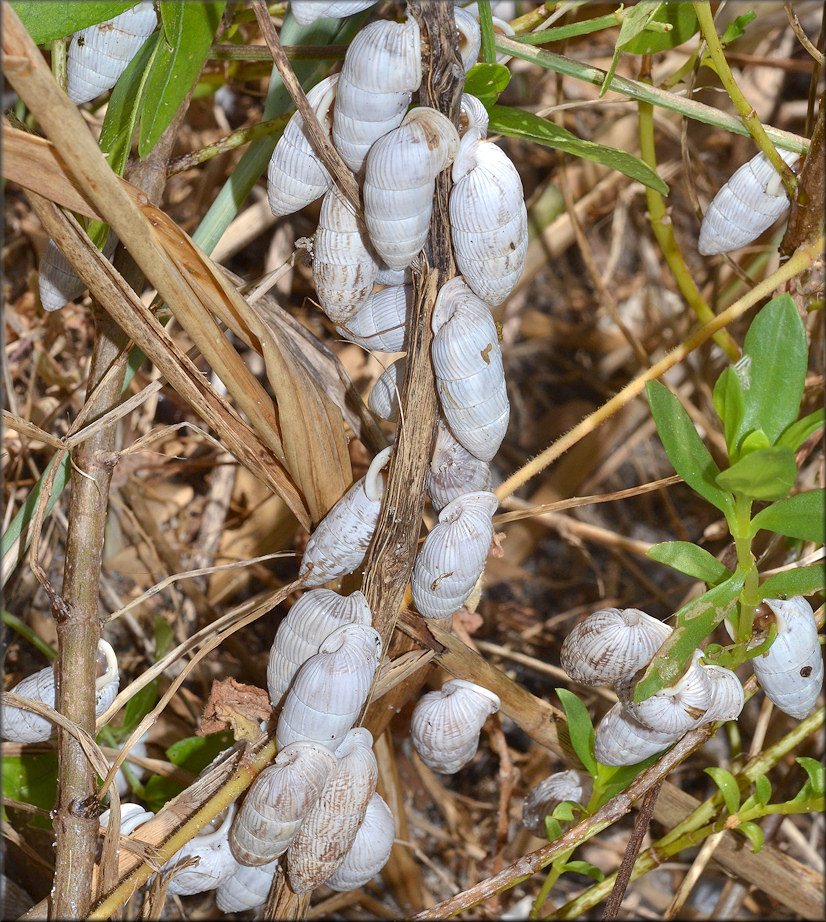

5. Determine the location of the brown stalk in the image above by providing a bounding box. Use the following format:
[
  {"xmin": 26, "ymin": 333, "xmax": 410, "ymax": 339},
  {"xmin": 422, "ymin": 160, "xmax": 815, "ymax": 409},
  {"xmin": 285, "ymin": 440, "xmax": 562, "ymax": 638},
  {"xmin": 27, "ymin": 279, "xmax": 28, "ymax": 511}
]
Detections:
[{"xmin": 780, "ymin": 95, "xmax": 824, "ymax": 258}]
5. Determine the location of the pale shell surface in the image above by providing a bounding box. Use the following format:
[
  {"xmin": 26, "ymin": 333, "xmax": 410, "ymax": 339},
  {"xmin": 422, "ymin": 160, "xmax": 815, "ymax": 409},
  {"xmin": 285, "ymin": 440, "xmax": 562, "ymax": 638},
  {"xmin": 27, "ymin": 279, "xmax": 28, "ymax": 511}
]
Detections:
[
  {"xmin": 522, "ymin": 769, "xmax": 593, "ymax": 837},
  {"xmin": 215, "ymin": 858, "xmax": 279, "ymax": 913},
  {"xmin": 411, "ymin": 490, "xmax": 498, "ymax": 618},
  {"xmin": 426, "ymin": 417, "xmax": 491, "ymax": 513},
  {"xmin": 335, "ymin": 284, "xmax": 410, "ymax": 352},
  {"xmin": 98, "ymin": 803, "xmax": 154, "ymax": 838},
  {"xmin": 454, "ymin": 6, "xmax": 481, "ymax": 72},
  {"xmin": 39, "ymin": 232, "xmax": 118, "ymax": 312},
  {"xmin": 166, "ymin": 807, "xmax": 238, "ymax": 895},
  {"xmin": 593, "ymin": 701, "xmax": 680, "ymax": 767},
  {"xmin": 289, "ymin": 0, "xmax": 377, "ymax": 24},
  {"xmin": 560, "ymin": 607, "xmax": 672, "ymax": 687},
  {"xmin": 460, "ymin": 93, "xmax": 489, "ymax": 138},
  {"xmin": 700, "ymin": 664, "xmax": 744, "ymax": 724},
  {"xmin": 325, "ymin": 792, "xmax": 395, "ymax": 891},
  {"xmin": 368, "ymin": 357, "xmax": 406, "ymax": 422},
  {"xmin": 376, "ymin": 264, "xmax": 412, "ymax": 285},
  {"xmin": 619, "ymin": 650, "xmax": 711, "ymax": 734},
  {"xmin": 66, "ymin": 2, "xmax": 158, "ymax": 104},
  {"xmin": 431, "ymin": 276, "xmax": 509, "ymax": 462},
  {"xmin": 410, "ymin": 678, "xmax": 500, "ymax": 774}
]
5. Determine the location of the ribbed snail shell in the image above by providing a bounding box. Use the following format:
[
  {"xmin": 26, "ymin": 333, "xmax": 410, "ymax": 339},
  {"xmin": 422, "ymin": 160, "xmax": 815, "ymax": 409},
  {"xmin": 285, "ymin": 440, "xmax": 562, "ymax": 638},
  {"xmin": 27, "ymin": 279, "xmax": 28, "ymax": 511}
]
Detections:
[
  {"xmin": 287, "ymin": 727, "xmax": 379, "ymax": 893},
  {"xmin": 2, "ymin": 639, "xmax": 119, "ymax": 743},
  {"xmin": 165, "ymin": 806, "xmax": 238, "ymax": 896},
  {"xmin": 275, "ymin": 624, "xmax": 383, "ymax": 751},
  {"xmin": 700, "ymin": 664, "xmax": 744, "ymax": 724},
  {"xmin": 39, "ymin": 232, "xmax": 118, "ymax": 312},
  {"xmin": 66, "ymin": 1, "xmax": 158, "ymax": 104},
  {"xmin": 698, "ymin": 147, "xmax": 800, "ymax": 255},
  {"xmin": 454, "ymin": 6, "xmax": 481, "ymax": 72},
  {"xmin": 98, "ymin": 803, "xmax": 154, "ymax": 838},
  {"xmin": 267, "ymin": 74, "xmax": 339, "ymax": 217},
  {"xmin": 460, "ymin": 93, "xmax": 489, "ymax": 138},
  {"xmin": 215, "ymin": 859, "xmax": 279, "ymax": 914},
  {"xmin": 376, "ymin": 264, "xmax": 412, "ymax": 286},
  {"xmin": 560, "ymin": 608, "xmax": 672, "ymax": 687},
  {"xmin": 368, "ymin": 357, "xmax": 406, "ymax": 422},
  {"xmin": 593, "ymin": 701, "xmax": 680, "ymax": 767},
  {"xmin": 522, "ymin": 769, "xmax": 593, "ymax": 837},
  {"xmin": 325, "ymin": 792, "xmax": 395, "ymax": 892},
  {"xmin": 335, "ymin": 284, "xmax": 410, "ymax": 352},
  {"xmin": 267, "ymin": 588, "xmax": 372, "ymax": 708},
  {"xmin": 449, "ymin": 128, "xmax": 528, "ymax": 306},
  {"xmin": 459, "ymin": 2, "xmax": 516, "ymax": 64},
  {"xmin": 313, "ymin": 186, "xmax": 379, "ymax": 325},
  {"xmin": 410, "ymin": 679, "xmax": 500, "ymax": 774},
  {"xmin": 289, "ymin": 0, "xmax": 377, "ymax": 25},
  {"xmin": 363, "ymin": 107, "xmax": 460, "ymax": 270},
  {"xmin": 619, "ymin": 650, "xmax": 712, "ymax": 735},
  {"xmin": 332, "ymin": 16, "xmax": 422, "ymax": 174},
  {"xmin": 299, "ymin": 446, "xmax": 391, "ymax": 587},
  {"xmin": 426, "ymin": 417, "xmax": 491, "ymax": 513},
  {"xmin": 411, "ymin": 490, "xmax": 498, "ymax": 619},
  {"xmin": 229, "ymin": 741, "xmax": 337, "ymax": 866},
  {"xmin": 431, "ymin": 276, "xmax": 509, "ymax": 462},
  {"xmin": 751, "ymin": 596, "xmax": 822, "ymax": 720}
]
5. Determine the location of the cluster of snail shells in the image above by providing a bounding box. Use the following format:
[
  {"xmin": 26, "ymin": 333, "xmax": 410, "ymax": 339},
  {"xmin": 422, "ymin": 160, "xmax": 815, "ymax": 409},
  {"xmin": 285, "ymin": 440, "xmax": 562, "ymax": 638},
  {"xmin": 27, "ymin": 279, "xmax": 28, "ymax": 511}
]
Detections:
[{"xmin": 560, "ymin": 608, "xmax": 744, "ymax": 766}]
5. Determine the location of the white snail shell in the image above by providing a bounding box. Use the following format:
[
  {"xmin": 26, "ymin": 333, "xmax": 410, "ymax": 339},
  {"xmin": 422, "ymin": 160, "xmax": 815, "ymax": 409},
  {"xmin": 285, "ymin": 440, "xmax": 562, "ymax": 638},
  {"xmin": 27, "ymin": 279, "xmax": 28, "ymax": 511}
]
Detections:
[
  {"xmin": 289, "ymin": 0, "xmax": 377, "ymax": 25},
  {"xmin": 431, "ymin": 276, "xmax": 509, "ymax": 462},
  {"xmin": 112, "ymin": 733, "xmax": 148, "ymax": 796},
  {"xmin": 363, "ymin": 107, "xmax": 460, "ymax": 270},
  {"xmin": 698, "ymin": 147, "xmax": 800, "ymax": 255},
  {"xmin": 426, "ymin": 417, "xmax": 491, "ymax": 513},
  {"xmin": 453, "ymin": 6, "xmax": 481, "ymax": 72},
  {"xmin": 325, "ymin": 792, "xmax": 395, "ymax": 892},
  {"xmin": 2, "ymin": 639, "xmax": 119, "ymax": 743},
  {"xmin": 335, "ymin": 284, "xmax": 411, "ymax": 353},
  {"xmin": 299, "ymin": 446, "xmax": 391, "ymax": 587},
  {"xmin": 410, "ymin": 678, "xmax": 500, "ymax": 774},
  {"xmin": 368, "ymin": 357, "xmax": 406, "ymax": 422},
  {"xmin": 39, "ymin": 232, "xmax": 118, "ymax": 312},
  {"xmin": 618, "ymin": 650, "xmax": 711, "ymax": 735},
  {"xmin": 313, "ymin": 186, "xmax": 379, "ymax": 325},
  {"xmin": 459, "ymin": 2, "xmax": 516, "ymax": 64},
  {"xmin": 460, "ymin": 93, "xmax": 489, "ymax": 138},
  {"xmin": 375, "ymin": 264, "xmax": 412, "ymax": 286},
  {"xmin": 751, "ymin": 596, "xmax": 822, "ymax": 720},
  {"xmin": 229, "ymin": 740, "xmax": 337, "ymax": 866},
  {"xmin": 522, "ymin": 769, "xmax": 593, "ymax": 837},
  {"xmin": 332, "ymin": 16, "xmax": 422, "ymax": 174},
  {"xmin": 593, "ymin": 701, "xmax": 680, "ymax": 767},
  {"xmin": 275, "ymin": 624, "xmax": 383, "ymax": 751},
  {"xmin": 98, "ymin": 803, "xmax": 154, "ymax": 838},
  {"xmin": 287, "ymin": 727, "xmax": 379, "ymax": 893},
  {"xmin": 560, "ymin": 608, "xmax": 672, "ymax": 687},
  {"xmin": 411, "ymin": 490, "xmax": 498, "ymax": 619},
  {"xmin": 165, "ymin": 806, "xmax": 239, "ymax": 896},
  {"xmin": 700, "ymin": 663, "xmax": 744, "ymax": 724},
  {"xmin": 450, "ymin": 128, "xmax": 528, "ymax": 306},
  {"xmin": 215, "ymin": 858, "xmax": 279, "ymax": 914},
  {"xmin": 66, "ymin": 1, "xmax": 158, "ymax": 104},
  {"xmin": 267, "ymin": 588, "xmax": 372, "ymax": 708},
  {"xmin": 267, "ymin": 74, "xmax": 339, "ymax": 217}
]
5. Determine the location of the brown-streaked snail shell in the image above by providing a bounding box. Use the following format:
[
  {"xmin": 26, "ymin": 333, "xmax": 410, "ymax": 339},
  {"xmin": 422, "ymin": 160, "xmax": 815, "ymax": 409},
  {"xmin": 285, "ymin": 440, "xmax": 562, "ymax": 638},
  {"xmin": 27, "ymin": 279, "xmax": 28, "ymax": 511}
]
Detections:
[
  {"xmin": 522, "ymin": 769, "xmax": 593, "ymax": 837},
  {"xmin": 593, "ymin": 701, "xmax": 680, "ymax": 767},
  {"xmin": 335, "ymin": 283, "xmax": 410, "ymax": 353},
  {"xmin": 325, "ymin": 791, "xmax": 395, "ymax": 892},
  {"xmin": 426, "ymin": 417, "xmax": 491, "ymax": 513}
]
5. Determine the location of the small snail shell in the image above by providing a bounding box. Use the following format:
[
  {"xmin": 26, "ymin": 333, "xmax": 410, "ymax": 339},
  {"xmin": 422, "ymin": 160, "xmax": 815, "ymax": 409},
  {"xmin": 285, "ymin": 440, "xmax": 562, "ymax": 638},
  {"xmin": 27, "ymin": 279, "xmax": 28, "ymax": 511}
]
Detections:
[
  {"xmin": 98, "ymin": 803, "xmax": 154, "ymax": 838},
  {"xmin": 332, "ymin": 16, "xmax": 422, "ymax": 174},
  {"xmin": 450, "ymin": 128, "xmax": 528, "ymax": 306},
  {"xmin": 289, "ymin": 0, "xmax": 377, "ymax": 25},
  {"xmin": 66, "ymin": 2, "xmax": 158, "ymax": 104},
  {"xmin": 299, "ymin": 446, "xmax": 391, "ymax": 587},
  {"xmin": 459, "ymin": 2, "xmax": 516, "ymax": 64},
  {"xmin": 267, "ymin": 588, "xmax": 372, "ymax": 708},
  {"xmin": 335, "ymin": 284, "xmax": 411, "ymax": 353},
  {"xmin": 619, "ymin": 650, "xmax": 711, "ymax": 735},
  {"xmin": 229, "ymin": 741, "xmax": 337, "ymax": 865},
  {"xmin": 376, "ymin": 264, "xmax": 412, "ymax": 286},
  {"xmin": 2, "ymin": 639, "xmax": 119, "ymax": 743},
  {"xmin": 363, "ymin": 107, "xmax": 460, "ymax": 270},
  {"xmin": 368, "ymin": 357, "xmax": 406, "ymax": 422},
  {"xmin": 593, "ymin": 701, "xmax": 680, "ymax": 767},
  {"xmin": 313, "ymin": 186, "xmax": 379, "ymax": 325},
  {"xmin": 411, "ymin": 490, "xmax": 498, "ymax": 619},
  {"xmin": 522, "ymin": 769, "xmax": 593, "ymax": 837},
  {"xmin": 751, "ymin": 596, "xmax": 822, "ymax": 719},
  {"xmin": 431, "ymin": 277, "xmax": 509, "ymax": 462},
  {"xmin": 410, "ymin": 679, "xmax": 500, "ymax": 774},
  {"xmin": 700, "ymin": 664, "xmax": 744, "ymax": 724},
  {"xmin": 325, "ymin": 792, "xmax": 395, "ymax": 892},
  {"xmin": 287, "ymin": 727, "xmax": 379, "ymax": 893},
  {"xmin": 215, "ymin": 858, "xmax": 279, "ymax": 914},
  {"xmin": 426, "ymin": 417, "xmax": 491, "ymax": 513},
  {"xmin": 698, "ymin": 147, "xmax": 800, "ymax": 255},
  {"xmin": 275, "ymin": 624, "xmax": 383, "ymax": 751},
  {"xmin": 560, "ymin": 608, "xmax": 672, "ymax": 687},
  {"xmin": 460, "ymin": 93, "xmax": 489, "ymax": 139},
  {"xmin": 166, "ymin": 805, "xmax": 239, "ymax": 896},
  {"xmin": 267, "ymin": 75, "xmax": 339, "ymax": 217},
  {"xmin": 39, "ymin": 232, "xmax": 118, "ymax": 312},
  {"xmin": 454, "ymin": 6, "xmax": 481, "ymax": 72}
]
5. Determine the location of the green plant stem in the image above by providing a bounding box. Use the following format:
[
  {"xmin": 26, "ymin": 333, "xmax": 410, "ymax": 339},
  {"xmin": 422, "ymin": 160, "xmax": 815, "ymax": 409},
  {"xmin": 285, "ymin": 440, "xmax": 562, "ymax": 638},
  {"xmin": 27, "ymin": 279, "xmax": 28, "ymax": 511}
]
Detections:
[
  {"xmin": 637, "ymin": 89, "xmax": 740, "ymax": 361},
  {"xmin": 510, "ymin": 2, "xmax": 556, "ymax": 35},
  {"xmin": 2, "ymin": 610, "xmax": 56, "ymax": 661},
  {"xmin": 167, "ymin": 113, "xmax": 290, "ymax": 175},
  {"xmin": 531, "ymin": 847, "xmax": 577, "ymax": 919},
  {"xmin": 732, "ymin": 493, "xmax": 758, "ymax": 641},
  {"xmin": 512, "ymin": 13, "xmax": 620, "ymax": 44},
  {"xmin": 477, "ymin": 1, "xmax": 497, "ymax": 64},
  {"xmin": 693, "ymin": 1, "xmax": 797, "ymax": 194}
]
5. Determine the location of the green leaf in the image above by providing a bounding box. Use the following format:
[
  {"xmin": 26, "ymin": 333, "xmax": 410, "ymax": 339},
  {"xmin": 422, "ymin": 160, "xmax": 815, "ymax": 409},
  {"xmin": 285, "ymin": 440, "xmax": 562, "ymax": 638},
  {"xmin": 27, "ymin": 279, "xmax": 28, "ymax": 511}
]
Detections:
[
  {"xmin": 777, "ymin": 409, "xmax": 825, "ymax": 452},
  {"xmin": 715, "ymin": 446, "xmax": 797, "ymax": 501},
  {"xmin": 551, "ymin": 801, "xmax": 576, "ymax": 822},
  {"xmin": 601, "ymin": 2, "xmax": 661, "ymax": 96},
  {"xmin": 511, "ymin": 13, "xmax": 619, "ymax": 46},
  {"xmin": 795, "ymin": 757, "xmax": 825, "ymax": 798},
  {"xmin": 750, "ymin": 490, "xmax": 825, "ymax": 543},
  {"xmin": 476, "ymin": 1, "xmax": 496, "ymax": 65},
  {"xmin": 623, "ymin": 2, "xmax": 700, "ymax": 53},
  {"xmin": 646, "ymin": 380, "xmax": 735, "ymax": 517},
  {"xmin": 2, "ymin": 753, "xmax": 58, "ymax": 829},
  {"xmin": 634, "ymin": 574, "xmax": 744, "ymax": 701},
  {"xmin": 142, "ymin": 774, "xmax": 184, "ymax": 813},
  {"xmin": 712, "ymin": 365, "xmax": 745, "ymax": 458},
  {"xmin": 595, "ymin": 758, "xmax": 659, "ymax": 804},
  {"xmin": 739, "ymin": 429, "xmax": 772, "ymax": 456},
  {"xmin": 10, "ymin": 1, "xmax": 136, "ymax": 45},
  {"xmin": 139, "ymin": 1, "xmax": 226, "ymax": 157},
  {"xmin": 736, "ymin": 821, "xmax": 765, "ymax": 853},
  {"xmin": 646, "ymin": 541, "xmax": 732, "ymax": 586},
  {"xmin": 488, "ymin": 105, "xmax": 668, "ymax": 195},
  {"xmin": 154, "ymin": 614, "xmax": 175, "ymax": 660},
  {"xmin": 759, "ymin": 564, "xmax": 826, "ymax": 600},
  {"xmin": 166, "ymin": 730, "xmax": 233, "ymax": 770},
  {"xmin": 721, "ymin": 10, "xmax": 757, "ymax": 45},
  {"xmin": 562, "ymin": 859, "xmax": 605, "ymax": 882},
  {"xmin": 556, "ymin": 688, "xmax": 597, "ymax": 778},
  {"xmin": 705, "ymin": 766, "xmax": 741, "ymax": 814},
  {"xmin": 755, "ymin": 774, "xmax": 772, "ymax": 807},
  {"xmin": 463, "ymin": 64, "xmax": 511, "ymax": 109},
  {"xmin": 544, "ymin": 815, "xmax": 564, "ymax": 842}
]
